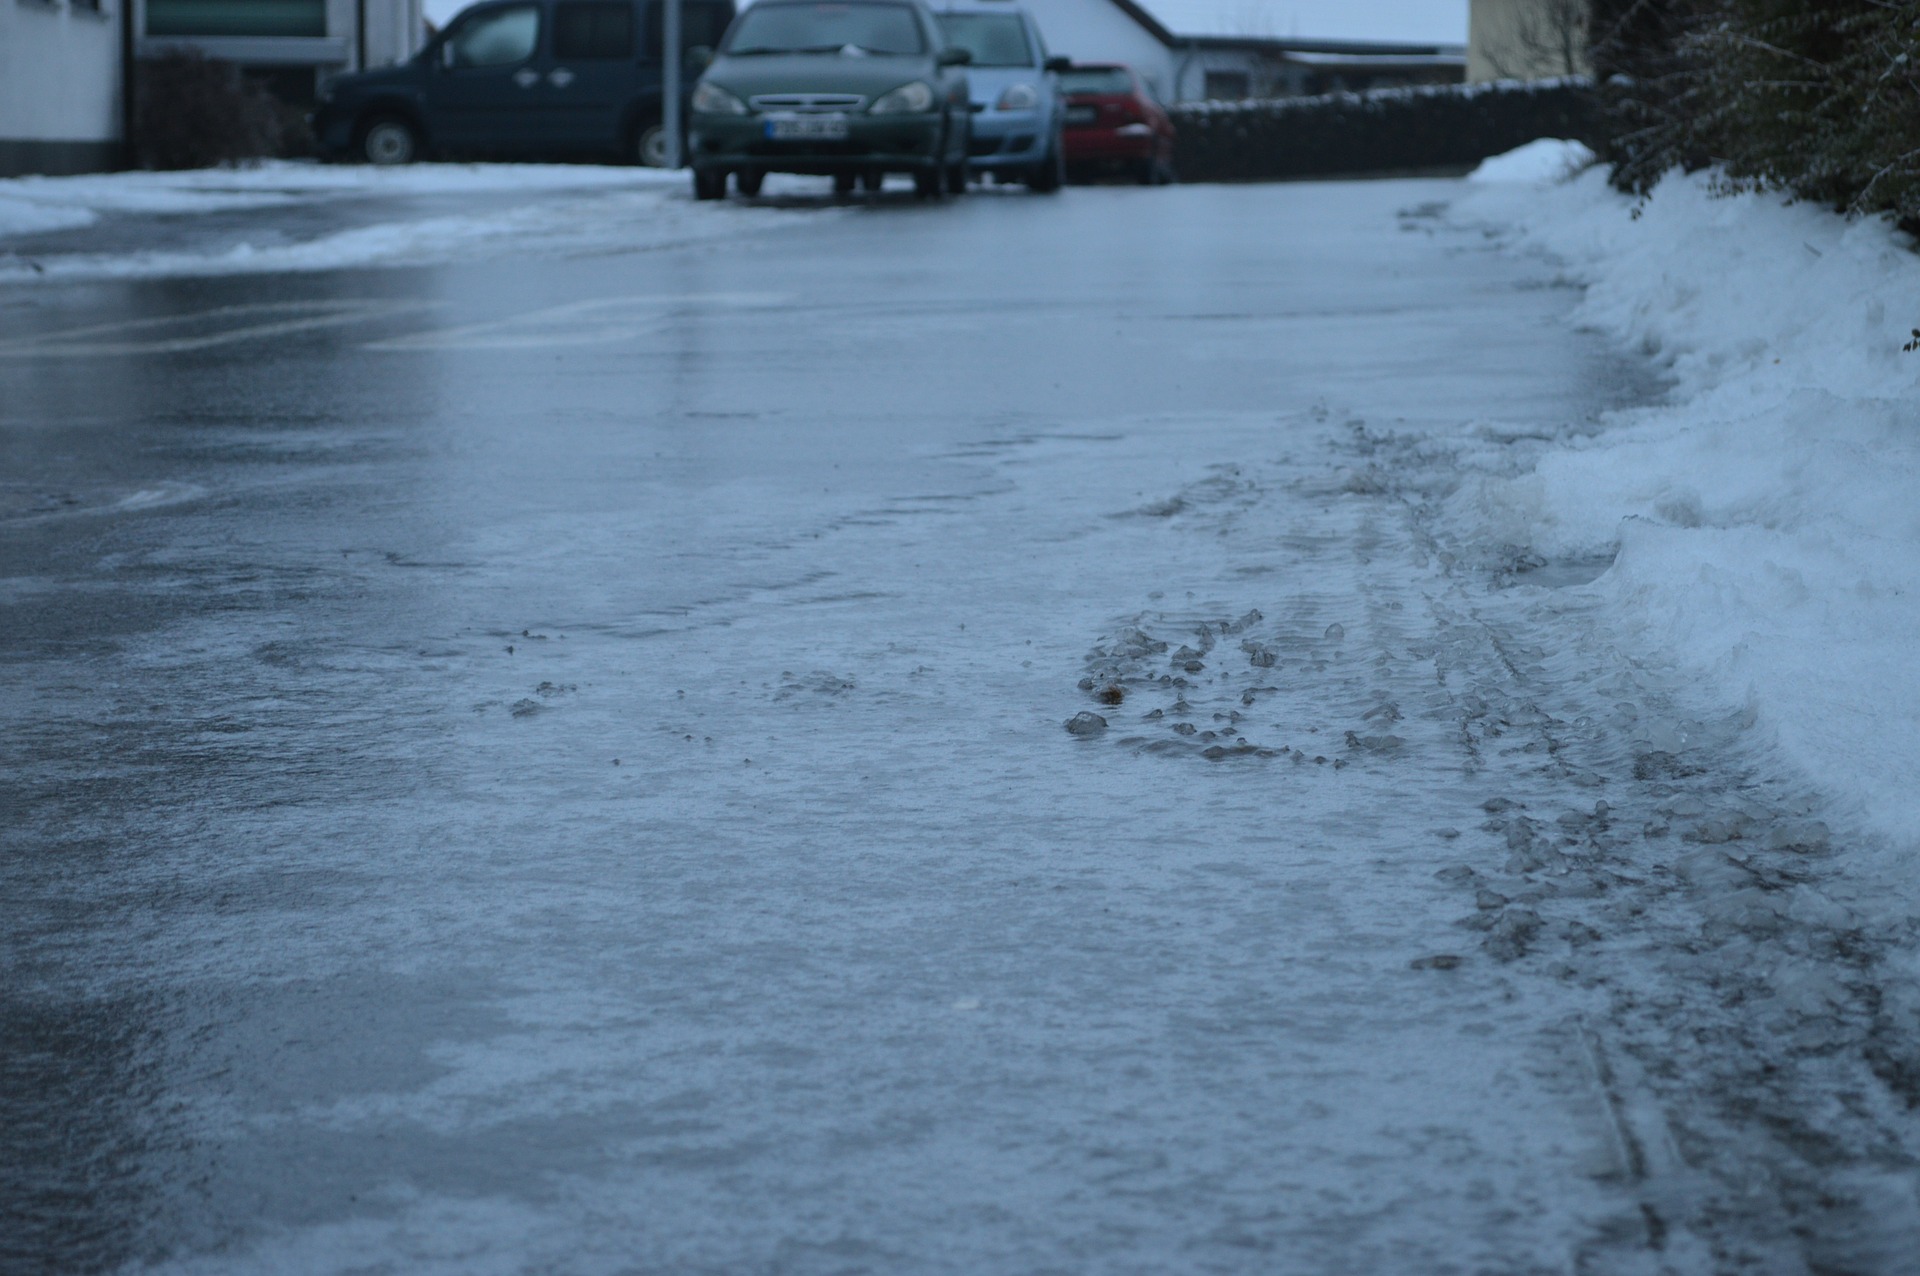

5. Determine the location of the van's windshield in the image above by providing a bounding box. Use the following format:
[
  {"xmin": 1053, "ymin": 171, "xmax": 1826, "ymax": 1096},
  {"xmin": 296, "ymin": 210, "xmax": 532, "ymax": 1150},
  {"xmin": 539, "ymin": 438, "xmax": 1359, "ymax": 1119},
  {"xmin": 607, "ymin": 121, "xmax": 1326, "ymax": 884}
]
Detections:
[{"xmin": 725, "ymin": 2, "xmax": 925, "ymax": 55}]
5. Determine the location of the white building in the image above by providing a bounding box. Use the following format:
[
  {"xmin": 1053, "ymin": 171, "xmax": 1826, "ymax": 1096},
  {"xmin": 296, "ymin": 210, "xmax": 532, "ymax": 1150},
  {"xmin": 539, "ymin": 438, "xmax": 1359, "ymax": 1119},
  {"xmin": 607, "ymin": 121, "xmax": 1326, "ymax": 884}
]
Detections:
[
  {"xmin": 1467, "ymin": 0, "xmax": 1588, "ymax": 82},
  {"xmin": 0, "ymin": 0, "xmax": 127, "ymax": 176},
  {"xmin": 1014, "ymin": 0, "xmax": 1463, "ymax": 102},
  {"xmin": 136, "ymin": 0, "xmax": 429, "ymax": 97},
  {"xmin": 3, "ymin": 0, "xmax": 426, "ymax": 176},
  {"xmin": 1019, "ymin": 0, "xmax": 1178, "ymax": 99}
]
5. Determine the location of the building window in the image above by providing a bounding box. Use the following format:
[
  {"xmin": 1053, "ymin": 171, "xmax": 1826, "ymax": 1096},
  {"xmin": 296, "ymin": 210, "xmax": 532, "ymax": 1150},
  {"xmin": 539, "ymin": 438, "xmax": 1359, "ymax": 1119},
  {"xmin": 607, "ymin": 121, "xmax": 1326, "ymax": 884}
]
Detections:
[
  {"xmin": 145, "ymin": 0, "xmax": 327, "ymax": 37},
  {"xmin": 1203, "ymin": 71, "xmax": 1250, "ymax": 100}
]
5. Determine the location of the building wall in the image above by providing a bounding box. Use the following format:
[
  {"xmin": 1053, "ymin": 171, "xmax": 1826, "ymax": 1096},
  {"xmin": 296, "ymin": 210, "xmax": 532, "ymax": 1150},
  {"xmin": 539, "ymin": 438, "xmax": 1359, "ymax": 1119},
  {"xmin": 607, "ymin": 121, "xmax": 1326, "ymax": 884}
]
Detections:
[
  {"xmin": 0, "ymin": 0, "xmax": 126, "ymax": 174},
  {"xmin": 1017, "ymin": 0, "xmax": 1176, "ymax": 100},
  {"xmin": 1468, "ymin": 0, "xmax": 1588, "ymax": 82},
  {"xmin": 1175, "ymin": 50, "xmax": 1292, "ymax": 102},
  {"xmin": 135, "ymin": 0, "xmax": 425, "ymax": 84}
]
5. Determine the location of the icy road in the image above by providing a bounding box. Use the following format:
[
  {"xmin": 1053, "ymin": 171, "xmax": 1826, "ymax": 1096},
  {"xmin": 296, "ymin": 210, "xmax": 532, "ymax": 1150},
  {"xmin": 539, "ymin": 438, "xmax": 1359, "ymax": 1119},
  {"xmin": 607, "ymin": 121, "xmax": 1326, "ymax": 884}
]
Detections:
[{"xmin": 3, "ymin": 177, "xmax": 1916, "ymax": 1274}]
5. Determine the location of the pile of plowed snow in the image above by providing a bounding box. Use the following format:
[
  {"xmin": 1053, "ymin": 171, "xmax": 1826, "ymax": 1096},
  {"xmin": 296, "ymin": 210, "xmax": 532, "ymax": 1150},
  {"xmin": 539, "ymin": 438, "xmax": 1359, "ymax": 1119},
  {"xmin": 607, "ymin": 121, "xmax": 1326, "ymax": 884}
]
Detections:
[{"xmin": 1460, "ymin": 148, "xmax": 1920, "ymax": 847}]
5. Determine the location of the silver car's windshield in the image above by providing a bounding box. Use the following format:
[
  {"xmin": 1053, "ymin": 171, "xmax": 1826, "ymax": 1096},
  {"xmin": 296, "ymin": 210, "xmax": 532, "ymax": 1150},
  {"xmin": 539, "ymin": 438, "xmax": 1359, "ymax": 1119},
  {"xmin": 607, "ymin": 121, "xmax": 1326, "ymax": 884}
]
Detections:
[
  {"xmin": 726, "ymin": 2, "xmax": 926, "ymax": 55},
  {"xmin": 933, "ymin": 13, "xmax": 1032, "ymax": 67}
]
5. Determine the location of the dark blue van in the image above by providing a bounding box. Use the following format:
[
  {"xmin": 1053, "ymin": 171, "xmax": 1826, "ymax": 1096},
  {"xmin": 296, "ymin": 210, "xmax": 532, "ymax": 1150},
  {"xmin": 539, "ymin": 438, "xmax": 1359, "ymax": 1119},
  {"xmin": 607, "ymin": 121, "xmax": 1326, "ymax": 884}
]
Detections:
[{"xmin": 313, "ymin": 0, "xmax": 734, "ymax": 164}]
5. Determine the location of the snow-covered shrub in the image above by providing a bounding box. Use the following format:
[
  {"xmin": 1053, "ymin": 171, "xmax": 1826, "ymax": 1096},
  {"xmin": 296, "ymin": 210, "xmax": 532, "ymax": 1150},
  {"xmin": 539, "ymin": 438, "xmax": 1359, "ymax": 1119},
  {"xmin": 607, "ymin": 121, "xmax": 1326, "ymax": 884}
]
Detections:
[{"xmin": 1593, "ymin": 0, "xmax": 1920, "ymax": 227}]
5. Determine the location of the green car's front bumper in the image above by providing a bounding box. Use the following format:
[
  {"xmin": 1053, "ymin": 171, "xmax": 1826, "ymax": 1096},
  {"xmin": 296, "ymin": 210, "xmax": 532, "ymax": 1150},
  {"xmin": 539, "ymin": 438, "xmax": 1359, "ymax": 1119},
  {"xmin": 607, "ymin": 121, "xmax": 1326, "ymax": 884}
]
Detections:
[{"xmin": 690, "ymin": 112, "xmax": 947, "ymax": 175}]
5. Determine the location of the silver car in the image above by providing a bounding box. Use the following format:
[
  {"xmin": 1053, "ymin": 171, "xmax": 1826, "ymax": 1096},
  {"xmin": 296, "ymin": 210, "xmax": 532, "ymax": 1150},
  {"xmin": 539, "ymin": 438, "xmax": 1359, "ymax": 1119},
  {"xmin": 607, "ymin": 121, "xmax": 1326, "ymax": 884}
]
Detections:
[{"xmin": 934, "ymin": 0, "xmax": 1069, "ymax": 191}]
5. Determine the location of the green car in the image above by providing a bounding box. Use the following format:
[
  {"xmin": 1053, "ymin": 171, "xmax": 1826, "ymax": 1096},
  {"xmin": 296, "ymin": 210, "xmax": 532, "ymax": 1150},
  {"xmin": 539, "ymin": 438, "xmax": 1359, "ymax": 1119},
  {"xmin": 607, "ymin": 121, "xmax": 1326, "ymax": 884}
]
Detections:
[{"xmin": 688, "ymin": 0, "xmax": 973, "ymax": 199}]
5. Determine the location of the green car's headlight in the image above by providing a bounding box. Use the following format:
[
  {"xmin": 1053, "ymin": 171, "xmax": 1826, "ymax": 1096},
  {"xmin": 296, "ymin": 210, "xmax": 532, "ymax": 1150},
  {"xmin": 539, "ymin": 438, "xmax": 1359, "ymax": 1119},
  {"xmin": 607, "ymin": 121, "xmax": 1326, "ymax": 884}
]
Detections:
[
  {"xmin": 869, "ymin": 81, "xmax": 935, "ymax": 114},
  {"xmin": 692, "ymin": 82, "xmax": 749, "ymax": 116}
]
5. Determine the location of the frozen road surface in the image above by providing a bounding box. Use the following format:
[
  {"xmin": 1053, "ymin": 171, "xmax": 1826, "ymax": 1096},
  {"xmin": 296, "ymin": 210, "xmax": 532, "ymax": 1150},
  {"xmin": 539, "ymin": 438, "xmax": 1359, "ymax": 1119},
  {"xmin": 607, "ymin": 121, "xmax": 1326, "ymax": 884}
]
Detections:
[{"xmin": 4, "ymin": 176, "xmax": 1917, "ymax": 1274}]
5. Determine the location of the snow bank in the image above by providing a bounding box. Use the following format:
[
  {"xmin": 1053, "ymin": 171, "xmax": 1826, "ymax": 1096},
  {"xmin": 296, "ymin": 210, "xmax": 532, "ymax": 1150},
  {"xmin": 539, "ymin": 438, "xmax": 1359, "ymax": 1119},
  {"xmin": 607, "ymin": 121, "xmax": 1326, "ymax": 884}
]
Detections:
[
  {"xmin": 0, "ymin": 161, "xmax": 812, "ymax": 281},
  {"xmin": 0, "ymin": 197, "xmax": 97, "ymax": 238},
  {"xmin": 0, "ymin": 160, "xmax": 681, "ymax": 242},
  {"xmin": 1466, "ymin": 139, "xmax": 1594, "ymax": 186},
  {"xmin": 1456, "ymin": 162, "xmax": 1920, "ymax": 844}
]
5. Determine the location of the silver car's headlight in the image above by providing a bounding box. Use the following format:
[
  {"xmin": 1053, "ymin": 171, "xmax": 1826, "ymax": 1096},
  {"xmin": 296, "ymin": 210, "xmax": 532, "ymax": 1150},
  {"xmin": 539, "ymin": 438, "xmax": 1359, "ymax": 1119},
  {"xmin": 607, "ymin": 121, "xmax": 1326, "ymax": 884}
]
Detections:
[
  {"xmin": 869, "ymin": 81, "xmax": 935, "ymax": 114},
  {"xmin": 691, "ymin": 82, "xmax": 749, "ymax": 116},
  {"xmin": 995, "ymin": 83, "xmax": 1038, "ymax": 111}
]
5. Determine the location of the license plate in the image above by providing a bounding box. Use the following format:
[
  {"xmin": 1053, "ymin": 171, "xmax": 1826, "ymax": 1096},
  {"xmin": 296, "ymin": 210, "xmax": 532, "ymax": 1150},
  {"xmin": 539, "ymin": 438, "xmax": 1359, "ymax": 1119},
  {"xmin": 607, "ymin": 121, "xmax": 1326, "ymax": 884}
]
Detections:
[
  {"xmin": 1065, "ymin": 107, "xmax": 1097, "ymax": 125},
  {"xmin": 765, "ymin": 113, "xmax": 849, "ymax": 141}
]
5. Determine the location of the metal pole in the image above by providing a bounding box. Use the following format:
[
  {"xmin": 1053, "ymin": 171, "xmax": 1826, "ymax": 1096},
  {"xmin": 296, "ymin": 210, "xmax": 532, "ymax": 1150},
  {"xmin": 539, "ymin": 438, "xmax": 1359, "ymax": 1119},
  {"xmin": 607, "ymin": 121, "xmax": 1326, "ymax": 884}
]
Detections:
[
  {"xmin": 662, "ymin": 0, "xmax": 683, "ymax": 168},
  {"xmin": 121, "ymin": 0, "xmax": 139, "ymax": 169}
]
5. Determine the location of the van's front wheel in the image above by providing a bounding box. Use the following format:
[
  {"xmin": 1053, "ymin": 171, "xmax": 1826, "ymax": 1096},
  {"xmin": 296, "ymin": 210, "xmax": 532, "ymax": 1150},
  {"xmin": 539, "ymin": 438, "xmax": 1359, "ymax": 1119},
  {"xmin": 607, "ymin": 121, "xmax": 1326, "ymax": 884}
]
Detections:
[
  {"xmin": 634, "ymin": 121, "xmax": 670, "ymax": 168},
  {"xmin": 359, "ymin": 117, "xmax": 419, "ymax": 166}
]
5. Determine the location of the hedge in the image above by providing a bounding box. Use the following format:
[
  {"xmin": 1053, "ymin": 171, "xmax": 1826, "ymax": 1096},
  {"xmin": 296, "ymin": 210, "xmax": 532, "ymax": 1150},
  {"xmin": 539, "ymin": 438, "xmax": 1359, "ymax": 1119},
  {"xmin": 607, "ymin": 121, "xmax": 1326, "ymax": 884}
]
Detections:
[{"xmin": 1170, "ymin": 78, "xmax": 1604, "ymax": 183}]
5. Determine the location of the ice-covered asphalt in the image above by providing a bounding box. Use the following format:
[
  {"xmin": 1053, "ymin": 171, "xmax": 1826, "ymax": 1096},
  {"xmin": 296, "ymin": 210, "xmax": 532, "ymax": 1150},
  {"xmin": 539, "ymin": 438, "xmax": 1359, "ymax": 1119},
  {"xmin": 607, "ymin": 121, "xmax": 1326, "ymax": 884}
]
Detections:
[{"xmin": 4, "ymin": 176, "xmax": 1916, "ymax": 1274}]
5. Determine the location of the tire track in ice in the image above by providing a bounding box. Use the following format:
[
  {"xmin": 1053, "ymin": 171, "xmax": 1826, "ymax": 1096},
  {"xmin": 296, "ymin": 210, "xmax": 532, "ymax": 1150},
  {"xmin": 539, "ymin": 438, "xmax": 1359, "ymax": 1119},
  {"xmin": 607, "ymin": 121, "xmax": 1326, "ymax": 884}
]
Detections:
[{"xmin": 1070, "ymin": 411, "xmax": 1920, "ymax": 1274}]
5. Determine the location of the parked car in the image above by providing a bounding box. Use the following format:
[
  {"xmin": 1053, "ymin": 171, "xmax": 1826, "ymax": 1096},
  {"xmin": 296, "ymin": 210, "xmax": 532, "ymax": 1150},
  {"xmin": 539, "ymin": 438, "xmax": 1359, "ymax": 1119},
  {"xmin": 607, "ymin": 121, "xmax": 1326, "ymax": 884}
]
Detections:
[
  {"xmin": 687, "ymin": 0, "xmax": 973, "ymax": 200},
  {"xmin": 1058, "ymin": 63, "xmax": 1174, "ymax": 184},
  {"xmin": 932, "ymin": 0, "xmax": 1069, "ymax": 191},
  {"xmin": 312, "ymin": 0, "xmax": 733, "ymax": 165}
]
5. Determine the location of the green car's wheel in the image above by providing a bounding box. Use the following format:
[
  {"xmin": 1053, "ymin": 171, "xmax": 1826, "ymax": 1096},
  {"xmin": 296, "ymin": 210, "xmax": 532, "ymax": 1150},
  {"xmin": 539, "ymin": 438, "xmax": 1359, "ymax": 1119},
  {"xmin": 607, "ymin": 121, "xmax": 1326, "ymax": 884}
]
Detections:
[
  {"xmin": 859, "ymin": 169, "xmax": 884, "ymax": 193},
  {"xmin": 913, "ymin": 166, "xmax": 944, "ymax": 200},
  {"xmin": 833, "ymin": 171, "xmax": 857, "ymax": 196},
  {"xmin": 735, "ymin": 169, "xmax": 765, "ymax": 197},
  {"xmin": 692, "ymin": 168, "xmax": 727, "ymax": 201},
  {"xmin": 945, "ymin": 160, "xmax": 968, "ymax": 195}
]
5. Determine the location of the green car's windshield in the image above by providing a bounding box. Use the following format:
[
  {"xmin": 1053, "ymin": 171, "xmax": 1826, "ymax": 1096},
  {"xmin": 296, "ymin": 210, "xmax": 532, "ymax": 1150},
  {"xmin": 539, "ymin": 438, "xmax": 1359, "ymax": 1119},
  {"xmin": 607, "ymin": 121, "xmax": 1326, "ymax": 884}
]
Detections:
[
  {"xmin": 933, "ymin": 13, "xmax": 1032, "ymax": 67},
  {"xmin": 1058, "ymin": 68, "xmax": 1133, "ymax": 95},
  {"xmin": 725, "ymin": 2, "xmax": 926, "ymax": 55}
]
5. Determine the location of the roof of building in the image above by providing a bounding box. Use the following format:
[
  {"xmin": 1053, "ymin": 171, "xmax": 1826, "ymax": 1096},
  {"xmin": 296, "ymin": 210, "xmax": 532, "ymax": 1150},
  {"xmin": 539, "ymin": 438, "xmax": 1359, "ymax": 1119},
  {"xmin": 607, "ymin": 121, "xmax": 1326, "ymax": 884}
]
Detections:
[
  {"xmin": 1143, "ymin": 0, "xmax": 1465, "ymax": 44},
  {"xmin": 1072, "ymin": 0, "xmax": 1465, "ymax": 56}
]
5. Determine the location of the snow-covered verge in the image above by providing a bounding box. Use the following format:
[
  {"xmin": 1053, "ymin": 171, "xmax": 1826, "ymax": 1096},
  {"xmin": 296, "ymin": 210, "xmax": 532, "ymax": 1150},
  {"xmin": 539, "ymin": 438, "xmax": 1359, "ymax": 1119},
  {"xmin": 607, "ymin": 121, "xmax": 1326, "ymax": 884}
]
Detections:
[
  {"xmin": 0, "ymin": 160, "xmax": 675, "ymax": 233},
  {"xmin": 0, "ymin": 160, "xmax": 820, "ymax": 282},
  {"xmin": 1455, "ymin": 154, "xmax": 1920, "ymax": 849}
]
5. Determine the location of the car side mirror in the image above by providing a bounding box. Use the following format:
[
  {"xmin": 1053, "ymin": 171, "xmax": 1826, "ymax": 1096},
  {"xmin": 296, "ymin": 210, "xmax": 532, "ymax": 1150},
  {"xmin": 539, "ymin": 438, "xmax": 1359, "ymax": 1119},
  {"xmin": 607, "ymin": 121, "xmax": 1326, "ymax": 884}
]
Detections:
[
  {"xmin": 937, "ymin": 47, "xmax": 971, "ymax": 66},
  {"xmin": 1044, "ymin": 56, "xmax": 1071, "ymax": 74},
  {"xmin": 687, "ymin": 45, "xmax": 714, "ymax": 70}
]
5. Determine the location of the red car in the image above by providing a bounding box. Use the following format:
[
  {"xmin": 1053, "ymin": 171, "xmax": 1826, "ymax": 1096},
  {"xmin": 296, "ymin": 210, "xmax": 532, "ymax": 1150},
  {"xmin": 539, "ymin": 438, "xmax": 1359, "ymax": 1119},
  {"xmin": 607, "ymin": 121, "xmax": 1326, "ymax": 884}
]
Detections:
[{"xmin": 1059, "ymin": 64, "xmax": 1176, "ymax": 184}]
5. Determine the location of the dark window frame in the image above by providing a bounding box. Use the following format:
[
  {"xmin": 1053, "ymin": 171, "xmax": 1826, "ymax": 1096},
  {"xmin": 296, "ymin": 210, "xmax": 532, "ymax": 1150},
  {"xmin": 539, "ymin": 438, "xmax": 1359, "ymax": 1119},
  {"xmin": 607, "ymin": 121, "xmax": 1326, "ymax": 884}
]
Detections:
[{"xmin": 554, "ymin": 0, "xmax": 635, "ymax": 60}]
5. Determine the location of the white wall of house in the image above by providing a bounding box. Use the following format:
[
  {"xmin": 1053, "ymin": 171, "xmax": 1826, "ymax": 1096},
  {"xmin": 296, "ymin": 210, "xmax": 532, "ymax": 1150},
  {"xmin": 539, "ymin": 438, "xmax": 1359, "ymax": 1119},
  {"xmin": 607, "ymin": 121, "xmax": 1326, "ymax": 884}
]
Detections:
[
  {"xmin": 1467, "ymin": 0, "xmax": 1587, "ymax": 82},
  {"xmin": 360, "ymin": 0, "xmax": 427, "ymax": 67},
  {"xmin": 1013, "ymin": 0, "xmax": 1177, "ymax": 100},
  {"xmin": 0, "ymin": 0, "xmax": 125, "ymax": 173}
]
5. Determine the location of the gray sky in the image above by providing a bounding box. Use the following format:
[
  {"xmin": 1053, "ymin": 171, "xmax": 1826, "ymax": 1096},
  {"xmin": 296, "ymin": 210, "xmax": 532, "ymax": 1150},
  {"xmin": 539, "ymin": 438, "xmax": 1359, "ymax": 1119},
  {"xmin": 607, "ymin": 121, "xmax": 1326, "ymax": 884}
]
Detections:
[{"xmin": 423, "ymin": 0, "xmax": 1469, "ymax": 44}]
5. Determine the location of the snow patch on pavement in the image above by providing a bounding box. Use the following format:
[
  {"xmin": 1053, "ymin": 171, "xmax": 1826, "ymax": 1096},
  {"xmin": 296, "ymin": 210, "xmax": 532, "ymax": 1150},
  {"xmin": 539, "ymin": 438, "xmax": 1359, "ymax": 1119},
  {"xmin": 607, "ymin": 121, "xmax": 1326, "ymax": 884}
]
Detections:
[
  {"xmin": 0, "ymin": 161, "xmax": 816, "ymax": 282},
  {"xmin": 1455, "ymin": 162, "xmax": 1920, "ymax": 849},
  {"xmin": 0, "ymin": 159, "xmax": 679, "ymax": 227}
]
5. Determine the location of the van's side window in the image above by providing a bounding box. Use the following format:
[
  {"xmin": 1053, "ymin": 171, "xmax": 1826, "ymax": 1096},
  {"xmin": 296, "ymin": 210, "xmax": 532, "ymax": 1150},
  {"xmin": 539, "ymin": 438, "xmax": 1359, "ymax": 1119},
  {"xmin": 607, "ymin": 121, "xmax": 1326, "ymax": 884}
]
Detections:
[
  {"xmin": 555, "ymin": 2, "xmax": 635, "ymax": 59},
  {"xmin": 446, "ymin": 5, "xmax": 542, "ymax": 68}
]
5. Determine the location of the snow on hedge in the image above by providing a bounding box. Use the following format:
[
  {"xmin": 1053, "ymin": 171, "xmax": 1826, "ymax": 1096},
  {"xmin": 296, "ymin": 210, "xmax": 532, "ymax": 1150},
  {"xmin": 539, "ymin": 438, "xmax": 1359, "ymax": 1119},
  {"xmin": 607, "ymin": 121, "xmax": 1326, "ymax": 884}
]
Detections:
[{"xmin": 1457, "ymin": 162, "xmax": 1920, "ymax": 846}]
